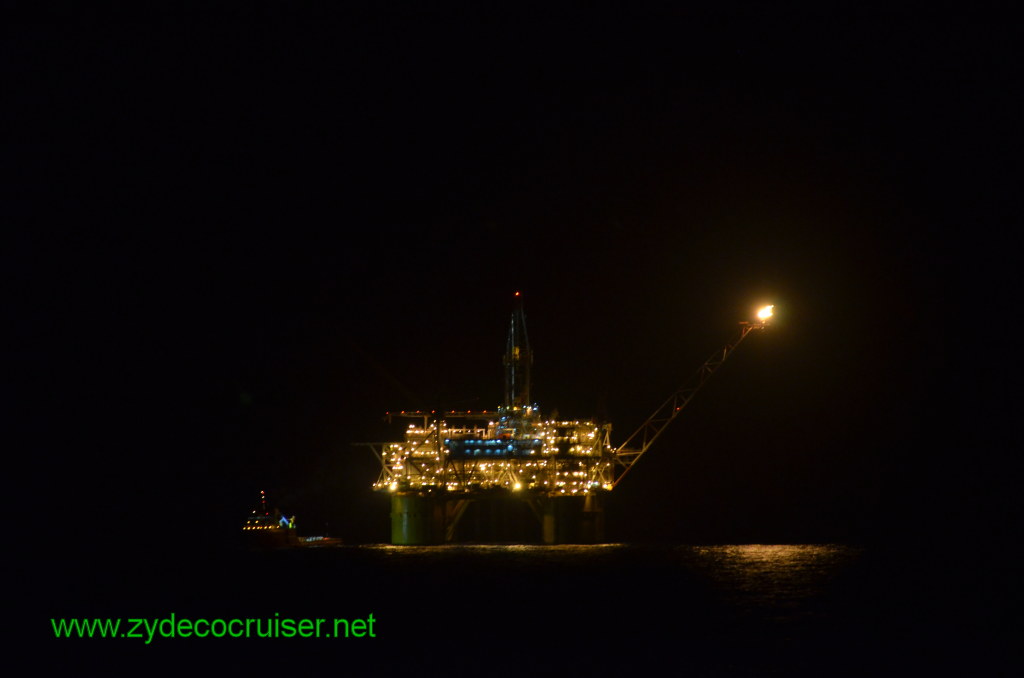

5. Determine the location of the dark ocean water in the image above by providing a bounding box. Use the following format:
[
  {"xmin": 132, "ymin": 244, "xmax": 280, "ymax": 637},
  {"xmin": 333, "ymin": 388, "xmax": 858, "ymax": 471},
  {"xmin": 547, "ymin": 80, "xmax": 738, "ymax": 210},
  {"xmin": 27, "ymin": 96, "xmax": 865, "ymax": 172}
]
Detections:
[{"xmin": 38, "ymin": 543, "xmax": 1017, "ymax": 676}]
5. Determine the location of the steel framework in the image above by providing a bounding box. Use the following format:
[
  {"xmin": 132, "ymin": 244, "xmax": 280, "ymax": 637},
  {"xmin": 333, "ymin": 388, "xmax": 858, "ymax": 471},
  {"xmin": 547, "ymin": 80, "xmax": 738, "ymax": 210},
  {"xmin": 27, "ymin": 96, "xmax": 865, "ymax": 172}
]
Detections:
[
  {"xmin": 361, "ymin": 297, "xmax": 771, "ymax": 543},
  {"xmin": 610, "ymin": 319, "xmax": 769, "ymax": 487}
]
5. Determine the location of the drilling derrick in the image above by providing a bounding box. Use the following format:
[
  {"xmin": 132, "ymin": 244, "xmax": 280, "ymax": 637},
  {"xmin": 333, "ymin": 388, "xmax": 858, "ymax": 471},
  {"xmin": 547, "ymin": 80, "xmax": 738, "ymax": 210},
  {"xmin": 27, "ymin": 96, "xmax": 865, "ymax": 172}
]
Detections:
[
  {"xmin": 503, "ymin": 296, "xmax": 532, "ymax": 409},
  {"xmin": 362, "ymin": 297, "xmax": 772, "ymax": 545}
]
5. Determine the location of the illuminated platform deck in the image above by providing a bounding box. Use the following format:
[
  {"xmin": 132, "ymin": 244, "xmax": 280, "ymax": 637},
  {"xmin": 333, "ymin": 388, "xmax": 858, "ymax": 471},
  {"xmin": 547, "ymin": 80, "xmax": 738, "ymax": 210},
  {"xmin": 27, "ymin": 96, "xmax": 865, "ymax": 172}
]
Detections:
[{"xmin": 371, "ymin": 407, "xmax": 614, "ymax": 496}]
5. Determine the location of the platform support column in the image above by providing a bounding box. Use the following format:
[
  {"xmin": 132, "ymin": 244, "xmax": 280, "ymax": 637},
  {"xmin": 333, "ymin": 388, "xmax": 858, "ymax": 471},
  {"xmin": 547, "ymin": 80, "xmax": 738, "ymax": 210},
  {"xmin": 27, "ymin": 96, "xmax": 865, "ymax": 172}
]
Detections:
[
  {"xmin": 541, "ymin": 496, "xmax": 577, "ymax": 544},
  {"xmin": 390, "ymin": 494, "xmax": 443, "ymax": 545},
  {"xmin": 581, "ymin": 492, "xmax": 605, "ymax": 544}
]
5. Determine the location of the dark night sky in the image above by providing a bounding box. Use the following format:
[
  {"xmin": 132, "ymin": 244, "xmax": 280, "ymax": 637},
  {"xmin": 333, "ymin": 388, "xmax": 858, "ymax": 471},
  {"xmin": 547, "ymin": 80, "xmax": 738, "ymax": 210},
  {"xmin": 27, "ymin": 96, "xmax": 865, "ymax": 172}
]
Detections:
[{"xmin": 8, "ymin": 9, "xmax": 1017, "ymax": 566}]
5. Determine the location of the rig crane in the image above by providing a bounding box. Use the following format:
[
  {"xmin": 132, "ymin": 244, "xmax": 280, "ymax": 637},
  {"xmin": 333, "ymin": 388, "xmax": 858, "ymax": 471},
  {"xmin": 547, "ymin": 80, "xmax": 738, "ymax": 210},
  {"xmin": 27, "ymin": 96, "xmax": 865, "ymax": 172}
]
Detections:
[{"xmin": 611, "ymin": 304, "xmax": 774, "ymax": 487}]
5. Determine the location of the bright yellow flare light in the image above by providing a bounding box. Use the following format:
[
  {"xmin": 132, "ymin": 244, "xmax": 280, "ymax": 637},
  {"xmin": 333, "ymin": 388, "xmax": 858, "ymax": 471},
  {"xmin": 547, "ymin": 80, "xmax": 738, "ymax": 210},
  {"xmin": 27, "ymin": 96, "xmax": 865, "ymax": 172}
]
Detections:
[{"xmin": 757, "ymin": 305, "xmax": 774, "ymax": 321}]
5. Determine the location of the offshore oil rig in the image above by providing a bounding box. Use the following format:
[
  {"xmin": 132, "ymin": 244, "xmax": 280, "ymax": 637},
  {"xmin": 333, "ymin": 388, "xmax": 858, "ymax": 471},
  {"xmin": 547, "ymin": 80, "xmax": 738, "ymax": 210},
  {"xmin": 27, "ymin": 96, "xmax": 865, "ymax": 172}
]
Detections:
[{"xmin": 362, "ymin": 294, "xmax": 773, "ymax": 544}]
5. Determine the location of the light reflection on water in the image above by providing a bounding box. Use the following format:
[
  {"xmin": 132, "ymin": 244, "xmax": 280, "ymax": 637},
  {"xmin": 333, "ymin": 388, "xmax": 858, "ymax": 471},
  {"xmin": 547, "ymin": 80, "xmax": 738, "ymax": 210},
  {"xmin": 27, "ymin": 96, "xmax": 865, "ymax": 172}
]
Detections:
[
  {"xmin": 360, "ymin": 542, "xmax": 631, "ymax": 554},
  {"xmin": 683, "ymin": 544, "xmax": 862, "ymax": 620},
  {"xmin": 319, "ymin": 542, "xmax": 862, "ymax": 625}
]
